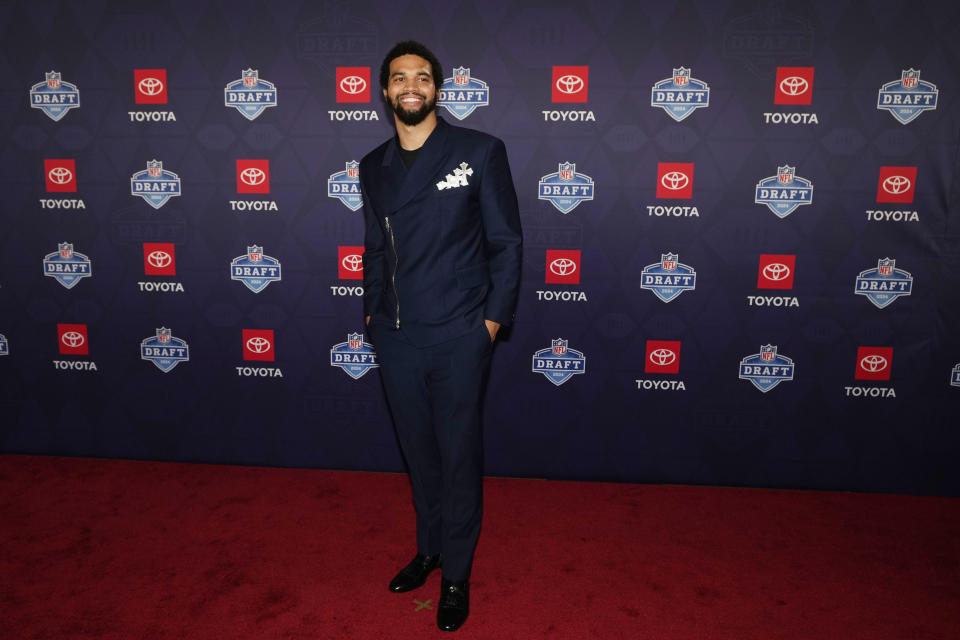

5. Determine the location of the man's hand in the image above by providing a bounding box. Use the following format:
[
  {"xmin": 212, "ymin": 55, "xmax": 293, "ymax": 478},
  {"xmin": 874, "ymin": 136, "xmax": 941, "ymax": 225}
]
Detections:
[{"xmin": 484, "ymin": 319, "xmax": 500, "ymax": 342}]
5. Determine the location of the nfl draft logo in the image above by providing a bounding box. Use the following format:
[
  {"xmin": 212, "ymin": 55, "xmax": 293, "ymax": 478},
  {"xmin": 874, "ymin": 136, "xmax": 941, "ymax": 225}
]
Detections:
[
  {"xmin": 739, "ymin": 345, "xmax": 795, "ymax": 392},
  {"xmin": 330, "ymin": 332, "xmax": 378, "ymax": 379},
  {"xmin": 650, "ymin": 67, "xmax": 710, "ymax": 122},
  {"xmin": 755, "ymin": 166, "xmax": 814, "ymax": 218},
  {"xmin": 439, "ymin": 67, "xmax": 489, "ymax": 120},
  {"xmin": 950, "ymin": 363, "xmax": 960, "ymax": 388},
  {"xmin": 0, "ymin": 333, "xmax": 7, "ymax": 356},
  {"xmin": 30, "ymin": 71, "xmax": 80, "ymax": 121},
  {"xmin": 140, "ymin": 327, "xmax": 189, "ymax": 373},
  {"xmin": 640, "ymin": 253, "xmax": 696, "ymax": 303},
  {"xmin": 538, "ymin": 163, "xmax": 595, "ymax": 214},
  {"xmin": 130, "ymin": 160, "xmax": 181, "ymax": 209},
  {"xmin": 224, "ymin": 69, "xmax": 278, "ymax": 120},
  {"xmin": 231, "ymin": 245, "xmax": 281, "ymax": 293},
  {"xmin": 531, "ymin": 338, "xmax": 586, "ymax": 386},
  {"xmin": 855, "ymin": 258, "xmax": 913, "ymax": 309},
  {"xmin": 877, "ymin": 69, "xmax": 938, "ymax": 124},
  {"xmin": 328, "ymin": 161, "xmax": 363, "ymax": 211},
  {"xmin": 43, "ymin": 242, "xmax": 92, "ymax": 289}
]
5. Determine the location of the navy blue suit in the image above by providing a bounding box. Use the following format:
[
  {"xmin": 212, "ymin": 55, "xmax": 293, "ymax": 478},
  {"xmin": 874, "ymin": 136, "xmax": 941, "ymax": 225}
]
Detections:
[{"xmin": 361, "ymin": 117, "xmax": 521, "ymax": 580}]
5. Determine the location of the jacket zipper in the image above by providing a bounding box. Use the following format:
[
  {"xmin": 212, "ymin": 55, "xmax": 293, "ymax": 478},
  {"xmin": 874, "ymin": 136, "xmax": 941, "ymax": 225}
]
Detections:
[{"xmin": 384, "ymin": 216, "xmax": 400, "ymax": 329}]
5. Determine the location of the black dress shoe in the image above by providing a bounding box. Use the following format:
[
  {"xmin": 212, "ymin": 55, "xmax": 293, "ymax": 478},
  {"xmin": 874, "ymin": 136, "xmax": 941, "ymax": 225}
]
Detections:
[
  {"xmin": 388, "ymin": 553, "xmax": 441, "ymax": 593},
  {"xmin": 437, "ymin": 578, "xmax": 469, "ymax": 632}
]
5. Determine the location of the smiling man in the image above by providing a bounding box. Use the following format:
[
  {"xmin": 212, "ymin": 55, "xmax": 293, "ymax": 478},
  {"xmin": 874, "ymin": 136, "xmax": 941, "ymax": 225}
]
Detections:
[{"xmin": 359, "ymin": 41, "xmax": 522, "ymax": 632}]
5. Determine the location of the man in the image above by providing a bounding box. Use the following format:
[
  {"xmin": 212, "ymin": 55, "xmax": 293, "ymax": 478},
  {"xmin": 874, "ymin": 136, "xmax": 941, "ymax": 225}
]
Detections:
[{"xmin": 359, "ymin": 41, "xmax": 522, "ymax": 632}]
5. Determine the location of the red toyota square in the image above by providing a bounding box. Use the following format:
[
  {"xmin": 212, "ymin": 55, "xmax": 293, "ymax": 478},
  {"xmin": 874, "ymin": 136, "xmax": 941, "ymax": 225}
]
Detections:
[
  {"xmin": 58, "ymin": 323, "xmax": 89, "ymax": 355},
  {"xmin": 338, "ymin": 246, "xmax": 365, "ymax": 280},
  {"xmin": 774, "ymin": 67, "xmax": 814, "ymax": 105},
  {"xmin": 855, "ymin": 346, "xmax": 893, "ymax": 381},
  {"xmin": 243, "ymin": 329, "xmax": 275, "ymax": 362},
  {"xmin": 876, "ymin": 166, "xmax": 917, "ymax": 203},
  {"xmin": 545, "ymin": 250, "xmax": 581, "ymax": 285},
  {"xmin": 656, "ymin": 162, "xmax": 694, "ymax": 199},
  {"xmin": 236, "ymin": 159, "xmax": 271, "ymax": 194},
  {"xmin": 134, "ymin": 68, "xmax": 168, "ymax": 104},
  {"xmin": 645, "ymin": 340, "xmax": 681, "ymax": 374},
  {"xmin": 143, "ymin": 243, "xmax": 176, "ymax": 276},
  {"xmin": 45, "ymin": 159, "xmax": 77, "ymax": 192},
  {"xmin": 336, "ymin": 67, "xmax": 371, "ymax": 103},
  {"xmin": 757, "ymin": 254, "xmax": 796, "ymax": 289},
  {"xmin": 551, "ymin": 66, "xmax": 588, "ymax": 103}
]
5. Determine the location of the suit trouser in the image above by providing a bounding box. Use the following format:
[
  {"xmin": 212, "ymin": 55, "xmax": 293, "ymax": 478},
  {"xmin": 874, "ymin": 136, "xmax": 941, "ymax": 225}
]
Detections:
[{"xmin": 372, "ymin": 320, "xmax": 492, "ymax": 581}]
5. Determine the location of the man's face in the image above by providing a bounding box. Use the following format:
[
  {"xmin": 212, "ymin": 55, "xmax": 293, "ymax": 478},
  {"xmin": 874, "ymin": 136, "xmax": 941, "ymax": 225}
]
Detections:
[{"xmin": 384, "ymin": 54, "xmax": 437, "ymax": 126}]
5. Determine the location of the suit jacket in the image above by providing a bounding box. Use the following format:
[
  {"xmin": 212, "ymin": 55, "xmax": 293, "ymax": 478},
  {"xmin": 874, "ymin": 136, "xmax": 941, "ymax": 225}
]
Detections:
[{"xmin": 360, "ymin": 117, "xmax": 522, "ymax": 347}]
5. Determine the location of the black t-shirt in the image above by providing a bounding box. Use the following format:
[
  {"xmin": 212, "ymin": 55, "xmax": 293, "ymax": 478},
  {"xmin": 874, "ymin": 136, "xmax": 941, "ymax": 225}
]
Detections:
[{"xmin": 398, "ymin": 145, "xmax": 419, "ymax": 168}]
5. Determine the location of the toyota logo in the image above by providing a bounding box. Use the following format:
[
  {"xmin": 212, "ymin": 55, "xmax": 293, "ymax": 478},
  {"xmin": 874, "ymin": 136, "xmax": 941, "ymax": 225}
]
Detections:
[
  {"xmin": 555, "ymin": 74, "xmax": 584, "ymax": 94},
  {"xmin": 147, "ymin": 251, "xmax": 172, "ymax": 268},
  {"xmin": 860, "ymin": 355, "xmax": 888, "ymax": 372},
  {"xmin": 48, "ymin": 167, "xmax": 73, "ymax": 184},
  {"xmin": 549, "ymin": 258, "xmax": 577, "ymax": 276},
  {"xmin": 341, "ymin": 254, "xmax": 363, "ymax": 271},
  {"xmin": 649, "ymin": 348, "xmax": 676, "ymax": 366},
  {"xmin": 661, "ymin": 171, "xmax": 689, "ymax": 191},
  {"xmin": 138, "ymin": 76, "xmax": 164, "ymax": 96},
  {"xmin": 340, "ymin": 76, "xmax": 367, "ymax": 94},
  {"xmin": 762, "ymin": 263, "xmax": 790, "ymax": 281},
  {"xmin": 61, "ymin": 331, "xmax": 85, "ymax": 348},
  {"xmin": 779, "ymin": 76, "xmax": 809, "ymax": 96},
  {"xmin": 240, "ymin": 167, "xmax": 266, "ymax": 186},
  {"xmin": 882, "ymin": 175, "xmax": 911, "ymax": 194},
  {"xmin": 246, "ymin": 337, "xmax": 272, "ymax": 354}
]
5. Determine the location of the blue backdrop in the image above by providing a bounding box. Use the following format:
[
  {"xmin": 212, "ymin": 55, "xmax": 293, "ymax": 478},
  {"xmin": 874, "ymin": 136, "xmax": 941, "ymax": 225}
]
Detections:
[{"xmin": 1, "ymin": 0, "xmax": 958, "ymax": 496}]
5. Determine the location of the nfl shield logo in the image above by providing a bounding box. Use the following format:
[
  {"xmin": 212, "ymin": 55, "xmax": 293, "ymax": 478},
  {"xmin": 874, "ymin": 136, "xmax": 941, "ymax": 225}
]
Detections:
[
  {"xmin": 47, "ymin": 72, "xmax": 61, "ymax": 88},
  {"xmin": 559, "ymin": 162, "xmax": 574, "ymax": 181},
  {"xmin": 673, "ymin": 67, "xmax": 689, "ymax": 86},
  {"xmin": 157, "ymin": 328, "xmax": 171, "ymax": 343},
  {"xmin": 248, "ymin": 246, "xmax": 262, "ymax": 262},
  {"xmin": 902, "ymin": 70, "xmax": 920, "ymax": 89},
  {"xmin": 761, "ymin": 345, "xmax": 776, "ymax": 361},
  {"xmin": 552, "ymin": 338, "xmax": 567, "ymax": 355},
  {"xmin": 60, "ymin": 242, "xmax": 73, "ymax": 258},
  {"xmin": 661, "ymin": 253, "xmax": 678, "ymax": 271},
  {"xmin": 148, "ymin": 160, "xmax": 162, "ymax": 178},
  {"xmin": 346, "ymin": 161, "xmax": 359, "ymax": 178},
  {"xmin": 878, "ymin": 258, "xmax": 895, "ymax": 276},
  {"xmin": 243, "ymin": 70, "xmax": 258, "ymax": 87},
  {"xmin": 778, "ymin": 166, "xmax": 795, "ymax": 184},
  {"xmin": 349, "ymin": 333, "xmax": 363, "ymax": 349},
  {"xmin": 454, "ymin": 68, "xmax": 469, "ymax": 85}
]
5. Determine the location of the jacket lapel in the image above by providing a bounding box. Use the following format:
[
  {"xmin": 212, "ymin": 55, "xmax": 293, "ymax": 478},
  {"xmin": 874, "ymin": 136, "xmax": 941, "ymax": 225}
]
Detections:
[{"xmin": 389, "ymin": 117, "xmax": 451, "ymax": 214}]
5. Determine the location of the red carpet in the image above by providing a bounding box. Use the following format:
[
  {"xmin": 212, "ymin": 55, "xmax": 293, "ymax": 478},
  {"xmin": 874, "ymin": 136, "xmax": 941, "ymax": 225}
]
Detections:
[{"xmin": 1, "ymin": 455, "xmax": 958, "ymax": 639}]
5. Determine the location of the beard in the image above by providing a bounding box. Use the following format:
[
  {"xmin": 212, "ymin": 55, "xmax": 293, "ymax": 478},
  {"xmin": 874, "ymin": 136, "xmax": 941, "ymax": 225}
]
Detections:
[{"xmin": 391, "ymin": 91, "xmax": 436, "ymax": 126}]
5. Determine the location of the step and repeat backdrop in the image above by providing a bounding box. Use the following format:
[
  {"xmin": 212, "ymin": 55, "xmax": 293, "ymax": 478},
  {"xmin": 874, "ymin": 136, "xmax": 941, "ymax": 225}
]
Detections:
[{"xmin": 1, "ymin": 0, "xmax": 958, "ymax": 495}]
